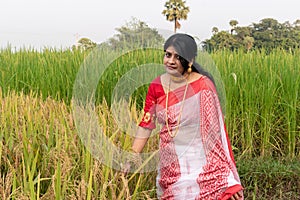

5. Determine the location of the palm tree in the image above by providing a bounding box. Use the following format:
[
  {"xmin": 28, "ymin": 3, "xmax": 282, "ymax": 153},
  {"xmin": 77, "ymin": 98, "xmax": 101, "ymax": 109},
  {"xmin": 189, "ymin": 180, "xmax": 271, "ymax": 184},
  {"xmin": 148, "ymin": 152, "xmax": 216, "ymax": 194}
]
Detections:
[
  {"xmin": 229, "ymin": 19, "xmax": 238, "ymax": 35},
  {"xmin": 162, "ymin": 0, "xmax": 190, "ymax": 33},
  {"xmin": 212, "ymin": 27, "xmax": 219, "ymax": 35}
]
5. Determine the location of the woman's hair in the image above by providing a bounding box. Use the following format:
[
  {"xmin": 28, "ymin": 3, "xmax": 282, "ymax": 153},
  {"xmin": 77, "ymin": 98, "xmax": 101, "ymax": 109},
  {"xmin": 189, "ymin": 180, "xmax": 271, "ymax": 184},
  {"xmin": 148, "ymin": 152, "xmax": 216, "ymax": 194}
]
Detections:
[{"xmin": 164, "ymin": 33, "xmax": 215, "ymax": 84}]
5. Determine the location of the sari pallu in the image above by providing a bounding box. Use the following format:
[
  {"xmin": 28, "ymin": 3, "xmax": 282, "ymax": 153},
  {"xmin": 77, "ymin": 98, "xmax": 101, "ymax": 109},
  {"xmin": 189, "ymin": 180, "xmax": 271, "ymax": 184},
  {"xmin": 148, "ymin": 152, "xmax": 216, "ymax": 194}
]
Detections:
[{"xmin": 139, "ymin": 76, "xmax": 243, "ymax": 200}]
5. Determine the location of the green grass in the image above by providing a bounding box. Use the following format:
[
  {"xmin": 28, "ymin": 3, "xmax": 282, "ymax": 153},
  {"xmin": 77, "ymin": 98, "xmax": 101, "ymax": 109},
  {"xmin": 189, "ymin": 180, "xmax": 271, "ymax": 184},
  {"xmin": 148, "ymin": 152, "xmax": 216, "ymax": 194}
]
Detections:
[
  {"xmin": 238, "ymin": 157, "xmax": 300, "ymax": 199},
  {"xmin": 0, "ymin": 47, "xmax": 83, "ymax": 104},
  {"xmin": 211, "ymin": 48, "xmax": 300, "ymax": 158}
]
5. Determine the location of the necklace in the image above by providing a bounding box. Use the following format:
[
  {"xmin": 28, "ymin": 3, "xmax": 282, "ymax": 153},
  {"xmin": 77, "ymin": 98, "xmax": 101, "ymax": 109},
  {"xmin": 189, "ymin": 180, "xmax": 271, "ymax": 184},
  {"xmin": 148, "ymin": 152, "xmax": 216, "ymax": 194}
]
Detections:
[
  {"xmin": 165, "ymin": 76, "xmax": 189, "ymax": 138},
  {"xmin": 170, "ymin": 74, "xmax": 188, "ymax": 83}
]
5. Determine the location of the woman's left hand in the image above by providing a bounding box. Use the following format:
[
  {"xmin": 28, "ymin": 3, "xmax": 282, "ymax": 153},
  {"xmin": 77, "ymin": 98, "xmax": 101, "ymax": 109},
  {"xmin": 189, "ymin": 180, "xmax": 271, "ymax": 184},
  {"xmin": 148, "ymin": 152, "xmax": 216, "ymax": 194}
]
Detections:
[{"xmin": 230, "ymin": 190, "xmax": 243, "ymax": 200}]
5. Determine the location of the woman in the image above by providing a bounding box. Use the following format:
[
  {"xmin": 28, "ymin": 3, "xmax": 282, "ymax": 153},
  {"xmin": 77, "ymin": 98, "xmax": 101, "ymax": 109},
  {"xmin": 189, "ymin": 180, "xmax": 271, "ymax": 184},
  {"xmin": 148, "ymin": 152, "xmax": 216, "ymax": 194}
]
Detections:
[{"xmin": 124, "ymin": 33, "xmax": 243, "ymax": 200}]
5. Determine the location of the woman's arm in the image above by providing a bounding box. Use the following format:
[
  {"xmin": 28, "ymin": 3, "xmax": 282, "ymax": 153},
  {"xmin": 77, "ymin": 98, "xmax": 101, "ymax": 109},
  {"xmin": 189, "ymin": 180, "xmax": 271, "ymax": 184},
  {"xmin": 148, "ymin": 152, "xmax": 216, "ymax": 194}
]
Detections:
[
  {"xmin": 131, "ymin": 126, "xmax": 152, "ymax": 153},
  {"xmin": 122, "ymin": 126, "xmax": 152, "ymax": 175}
]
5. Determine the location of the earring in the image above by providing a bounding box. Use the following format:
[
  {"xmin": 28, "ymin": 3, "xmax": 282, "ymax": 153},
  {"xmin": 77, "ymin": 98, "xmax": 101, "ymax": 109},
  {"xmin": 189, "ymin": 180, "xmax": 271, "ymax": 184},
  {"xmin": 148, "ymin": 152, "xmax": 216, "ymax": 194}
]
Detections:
[{"xmin": 187, "ymin": 63, "xmax": 192, "ymax": 73}]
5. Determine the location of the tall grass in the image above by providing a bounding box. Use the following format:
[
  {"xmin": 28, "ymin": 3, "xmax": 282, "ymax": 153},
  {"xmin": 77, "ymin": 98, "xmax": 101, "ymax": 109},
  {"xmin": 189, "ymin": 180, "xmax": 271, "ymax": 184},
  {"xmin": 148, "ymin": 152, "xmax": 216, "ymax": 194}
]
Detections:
[
  {"xmin": 212, "ymin": 48, "xmax": 300, "ymax": 158},
  {"xmin": 0, "ymin": 89, "xmax": 157, "ymax": 199},
  {"xmin": 0, "ymin": 47, "xmax": 83, "ymax": 104}
]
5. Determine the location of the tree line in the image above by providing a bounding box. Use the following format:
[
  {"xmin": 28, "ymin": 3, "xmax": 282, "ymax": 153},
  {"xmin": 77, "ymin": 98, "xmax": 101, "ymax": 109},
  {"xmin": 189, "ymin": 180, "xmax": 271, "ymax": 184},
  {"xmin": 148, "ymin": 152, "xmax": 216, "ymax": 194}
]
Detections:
[
  {"xmin": 202, "ymin": 18, "xmax": 300, "ymax": 52},
  {"xmin": 75, "ymin": 17, "xmax": 300, "ymax": 53}
]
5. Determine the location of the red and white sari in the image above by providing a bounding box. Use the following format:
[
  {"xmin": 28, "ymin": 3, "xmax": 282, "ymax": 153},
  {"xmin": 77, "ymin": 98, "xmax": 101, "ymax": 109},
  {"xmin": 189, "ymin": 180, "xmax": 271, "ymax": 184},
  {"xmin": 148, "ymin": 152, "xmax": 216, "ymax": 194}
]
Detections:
[{"xmin": 139, "ymin": 75, "xmax": 243, "ymax": 200}]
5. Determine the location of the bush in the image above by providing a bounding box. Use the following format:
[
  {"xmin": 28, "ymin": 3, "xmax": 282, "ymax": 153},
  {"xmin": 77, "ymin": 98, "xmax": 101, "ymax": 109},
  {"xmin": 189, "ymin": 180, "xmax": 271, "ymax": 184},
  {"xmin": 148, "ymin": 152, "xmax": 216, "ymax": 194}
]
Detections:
[{"xmin": 237, "ymin": 157, "xmax": 300, "ymax": 199}]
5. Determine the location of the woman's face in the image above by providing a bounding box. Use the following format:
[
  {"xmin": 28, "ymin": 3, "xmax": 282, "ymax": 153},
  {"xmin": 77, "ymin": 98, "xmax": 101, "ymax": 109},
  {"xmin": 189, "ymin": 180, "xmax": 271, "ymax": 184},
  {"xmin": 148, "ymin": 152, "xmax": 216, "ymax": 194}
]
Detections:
[{"xmin": 163, "ymin": 46, "xmax": 184, "ymax": 76}]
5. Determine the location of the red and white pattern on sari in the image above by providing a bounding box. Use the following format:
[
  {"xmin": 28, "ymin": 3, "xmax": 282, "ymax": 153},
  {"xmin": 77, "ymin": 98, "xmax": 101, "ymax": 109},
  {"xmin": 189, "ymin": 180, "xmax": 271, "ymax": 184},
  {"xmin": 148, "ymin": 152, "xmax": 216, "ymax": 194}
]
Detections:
[
  {"xmin": 196, "ymin": 89, "xmax": 231, "ymax": 200},
  {"xmin": 157, "ymin": 104, "xmax": 182, "ymax": 199}
]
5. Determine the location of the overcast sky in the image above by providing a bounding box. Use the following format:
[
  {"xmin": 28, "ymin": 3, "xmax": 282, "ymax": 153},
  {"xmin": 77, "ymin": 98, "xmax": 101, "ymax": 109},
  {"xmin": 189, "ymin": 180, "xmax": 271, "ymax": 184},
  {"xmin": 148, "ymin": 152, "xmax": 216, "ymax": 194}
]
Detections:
[{"xmin": 1, "ymin": 0, "xmax": 299, "ymax": 49}]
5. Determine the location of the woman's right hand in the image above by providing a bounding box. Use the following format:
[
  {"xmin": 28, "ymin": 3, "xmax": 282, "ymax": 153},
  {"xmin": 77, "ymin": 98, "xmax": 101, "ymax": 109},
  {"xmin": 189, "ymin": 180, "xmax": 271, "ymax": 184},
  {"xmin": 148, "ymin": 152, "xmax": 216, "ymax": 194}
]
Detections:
[{"xmin": 121, "ymin": 162, "xmax": 131, "ymax": 176}]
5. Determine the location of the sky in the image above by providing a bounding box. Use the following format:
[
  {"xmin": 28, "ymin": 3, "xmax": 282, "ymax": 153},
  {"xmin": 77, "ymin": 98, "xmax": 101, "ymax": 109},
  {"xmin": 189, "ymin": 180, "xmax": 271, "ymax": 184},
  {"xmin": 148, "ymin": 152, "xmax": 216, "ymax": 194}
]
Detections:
[{"xmin": 1, "ymin": 0, "xmax": 299, "ymax": 50}]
